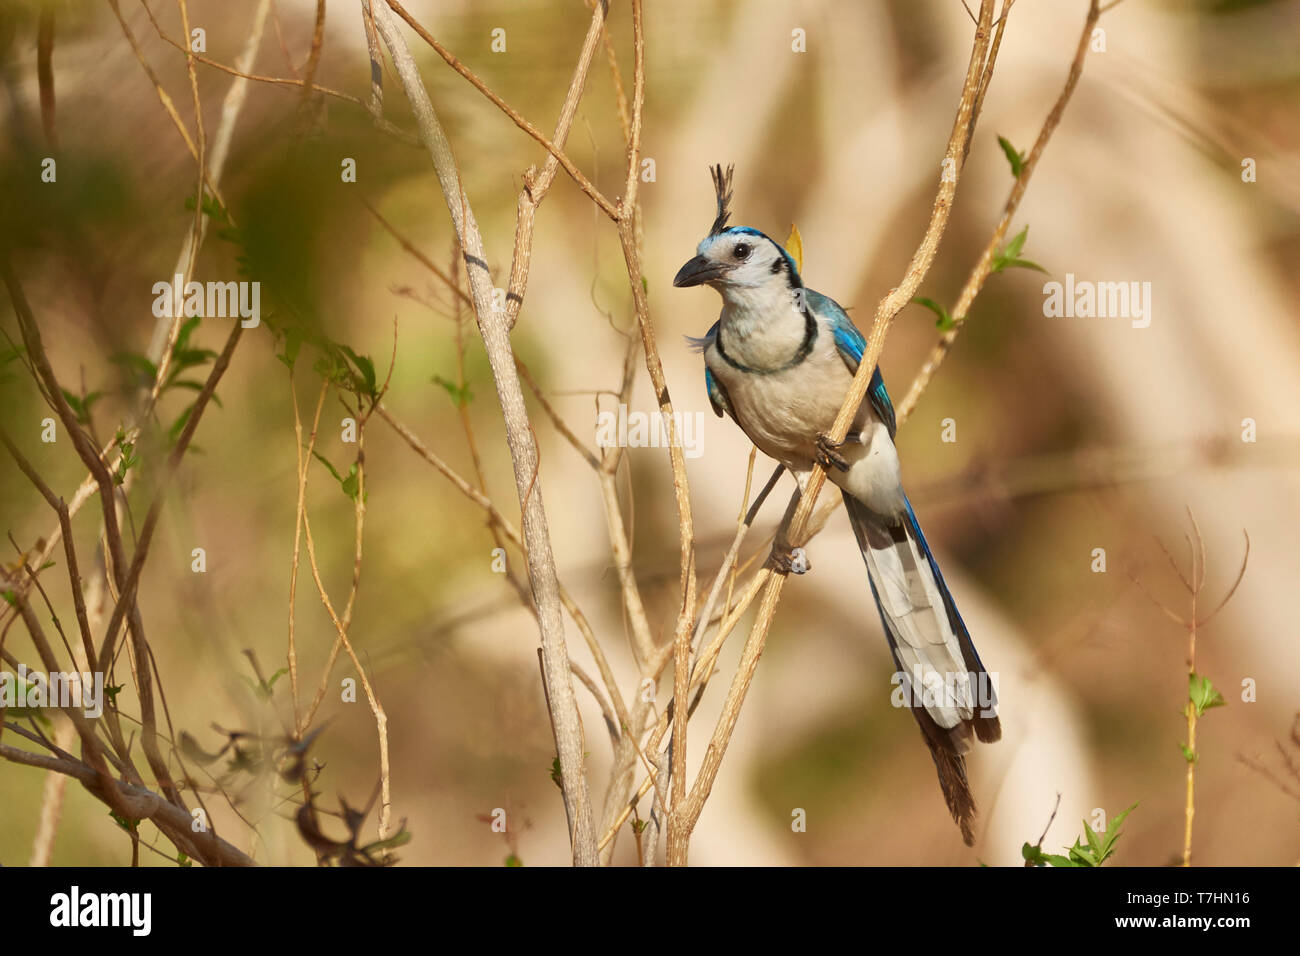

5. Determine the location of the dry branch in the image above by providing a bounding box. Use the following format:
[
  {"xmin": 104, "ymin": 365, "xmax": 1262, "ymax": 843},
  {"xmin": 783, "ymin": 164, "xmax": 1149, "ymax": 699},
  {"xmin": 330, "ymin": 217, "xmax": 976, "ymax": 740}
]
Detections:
[{"xmin": 371, "ymin": 0, "xmax": 598, "ymax": 865}]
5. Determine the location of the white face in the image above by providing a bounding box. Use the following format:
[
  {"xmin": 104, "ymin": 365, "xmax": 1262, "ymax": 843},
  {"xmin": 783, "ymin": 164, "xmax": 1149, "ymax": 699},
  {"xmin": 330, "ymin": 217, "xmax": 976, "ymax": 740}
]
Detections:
[
  {"xmin": 697, "ymin": 231, "xmax": 787, "ymax": 289},
  {"xmin": 674, "ymin": 228, "xmax": 793, "ymax": 292}
]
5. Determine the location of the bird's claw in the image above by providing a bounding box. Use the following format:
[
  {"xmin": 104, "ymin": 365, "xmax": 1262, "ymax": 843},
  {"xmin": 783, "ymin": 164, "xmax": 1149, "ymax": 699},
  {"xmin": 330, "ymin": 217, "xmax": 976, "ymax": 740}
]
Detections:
[
  {"xmin": 815, "ymin": 433, "xmax": 851, "ymax": 472},
  {"xmin": 770, "ymin": 545, "xmax": 810, "ymax": 576}
]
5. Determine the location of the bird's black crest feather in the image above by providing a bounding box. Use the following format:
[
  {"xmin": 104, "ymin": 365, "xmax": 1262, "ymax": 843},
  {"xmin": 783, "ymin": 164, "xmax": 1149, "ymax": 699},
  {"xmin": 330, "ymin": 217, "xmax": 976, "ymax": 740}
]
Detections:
[{"xmin": 708, "ymin": 164, "xmax": 734, "ymax": 236}]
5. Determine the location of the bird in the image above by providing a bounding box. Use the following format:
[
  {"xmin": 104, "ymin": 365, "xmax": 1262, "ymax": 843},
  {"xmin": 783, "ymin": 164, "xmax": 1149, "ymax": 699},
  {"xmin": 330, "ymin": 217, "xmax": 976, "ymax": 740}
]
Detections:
[{"xmin": 673, "ymin": 165, "xmax": 1001, "ymax": 846}]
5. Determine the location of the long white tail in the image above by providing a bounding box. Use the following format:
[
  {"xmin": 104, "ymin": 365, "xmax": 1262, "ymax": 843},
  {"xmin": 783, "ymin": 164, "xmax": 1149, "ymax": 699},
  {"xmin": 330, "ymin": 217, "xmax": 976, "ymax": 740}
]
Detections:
[{"xmin": 842, "ymin": 490, "xmax": 1001, "ymax": 845}]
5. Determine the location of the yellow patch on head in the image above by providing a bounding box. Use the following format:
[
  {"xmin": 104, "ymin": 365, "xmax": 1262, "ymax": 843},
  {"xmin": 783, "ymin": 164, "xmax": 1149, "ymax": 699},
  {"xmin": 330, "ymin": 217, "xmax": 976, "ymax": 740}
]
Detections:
[{"xmin": 784, "ymin": 223, "xmax": 803, "ymax": 274}]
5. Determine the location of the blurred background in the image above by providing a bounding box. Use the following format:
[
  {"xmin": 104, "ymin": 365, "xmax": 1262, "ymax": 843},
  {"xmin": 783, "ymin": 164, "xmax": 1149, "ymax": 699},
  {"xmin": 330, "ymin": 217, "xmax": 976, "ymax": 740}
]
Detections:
[{"xmin": 1, "ymin": 0, "xmax": 1298, "ymax": 865}]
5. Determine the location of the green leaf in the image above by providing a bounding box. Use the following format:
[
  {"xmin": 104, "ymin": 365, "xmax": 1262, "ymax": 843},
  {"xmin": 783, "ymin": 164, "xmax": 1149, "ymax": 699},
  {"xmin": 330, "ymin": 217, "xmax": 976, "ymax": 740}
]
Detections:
[
  {"xmin": 174, "ymin": 316, "xmax": 201, "ymax": 354},
  {"xmin": 278, "ymin": 328, "xmax": 304, "ymax": 370},
  {"xmin": 1022, "ymin": 842, "xmax": 1048, "ymax": 866},
  {"xmin": 184, "ymin": 192, "xmax": 229, "ymax": 223},
  {"xmin": 110, "ymin": 352, "xmax": 159, "ymax": 386},
  {"xmin": 338, "ymin": 345, "xmax": 377, "ymax": 398},
  {"xmin": 1045, "ymin": 851, "xmax": 1081, "ymax": 868},
  {"xmin": 432, "ymin": 375, "xmax": 474, "ymax": 408},
  {"xmin": 313, "ymin": 353, "xmax": 349, "ymax": 386},
  {"xmin": 312, "ymin": 451, "xmax": 344, "ymax": 485},
  {"xmin": 313, "ymin": 452, "xmax": 363, "ymax": 501},
  {"xmin": 1084, "ymin": 819, "xmax": 1104, "ymax": 858},
  {"xmin": 169, "ymin": 348, "xmax": 218, "ymax": 374},
  {"xmin": 1026, "ymin": 803, "xmax": 1137, "ymax": 867},
  {"xmin": 504, "ymin": 854, "xmax": 523, "ymax": 867},
  {"xmin": 114, "ymin": 441, "xmax": 141, "ymax": 484},
  {"xmin": 911, "ymin": 296, "xmax": 954, "ymax": 331},
  {"xmin": 340, "ymin": 464, "xmax": 361, "ymax": 502},
  {"xmin": 1189, "ymin": 673, "xmax": 1226, "ymax": 717},
  {"xmin": 997, "ymin": 135, "xmax": 1026, "ymax": 177},
  {"xmin": 338, "ymin": 463, "xmax": 364, "ymax": 502},
  {"xmin": 168, "ymin": 403, "xmax": 195, "ymax": 445},
  {"xmin": 1000, "ymin": 257, "xmax": 1048, "ymax": 274},
  {"xmin": 1099, "ymin": 803, "xmax": 1138, "ymax": 860},
  {"xmin": 990, "ymin": 226, "xmax": 1049, "ymax": 275},
  {"xmin": 61, "ymin": 388, "xmax": 103, "ymax": 426},
  {"xmin": 1180, "ymin": 742, "xmax": 1197, "ymax": 763},
  {"xmin": 360, "ymin": 828, "xmax": 413, "ymax": 855},
  {"xmin": 1005, "ymin": 225, "xmax": 1027, "ymax": 259}
]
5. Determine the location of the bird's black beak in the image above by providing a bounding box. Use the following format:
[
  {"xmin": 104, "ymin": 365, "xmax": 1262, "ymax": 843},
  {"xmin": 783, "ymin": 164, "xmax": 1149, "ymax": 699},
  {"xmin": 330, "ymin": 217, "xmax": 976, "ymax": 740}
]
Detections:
[{"xmin": 673, "ymin": 255, "xmax": 727, "ymax": 288}]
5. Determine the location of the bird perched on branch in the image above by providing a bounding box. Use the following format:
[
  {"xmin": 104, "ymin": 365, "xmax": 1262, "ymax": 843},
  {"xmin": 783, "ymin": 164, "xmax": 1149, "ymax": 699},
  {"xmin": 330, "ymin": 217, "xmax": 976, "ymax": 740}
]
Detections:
[{"xmin": 673, "ymin": 165, "xmax": 1000, "ymax": 846}]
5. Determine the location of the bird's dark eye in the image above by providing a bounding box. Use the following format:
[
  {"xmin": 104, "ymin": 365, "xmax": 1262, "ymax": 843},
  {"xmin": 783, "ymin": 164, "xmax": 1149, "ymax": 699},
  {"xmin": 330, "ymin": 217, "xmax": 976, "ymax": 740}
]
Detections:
[{"xmin": 733, "ymin": 243, "xmax": 751, "ymax": 260}]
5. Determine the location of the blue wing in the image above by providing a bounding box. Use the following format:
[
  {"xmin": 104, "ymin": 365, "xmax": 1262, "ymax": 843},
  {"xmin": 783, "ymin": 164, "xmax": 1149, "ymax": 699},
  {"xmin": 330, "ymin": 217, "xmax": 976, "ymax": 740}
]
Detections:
[
  {"xmin": 704, "ymin": 367, "xmax": 730, "ymax": 418},
  {"xmin": 687, "ymin": 321, "xmax": 730, "ymax": 419},
  {"xmin": 806, "ymin": 289, "xmax": 896, "ymax": 439}
]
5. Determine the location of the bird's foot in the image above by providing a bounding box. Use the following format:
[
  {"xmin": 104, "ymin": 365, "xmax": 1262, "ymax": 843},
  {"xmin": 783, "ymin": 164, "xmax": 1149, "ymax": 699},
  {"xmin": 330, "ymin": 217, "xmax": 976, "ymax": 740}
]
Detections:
[
  {"xmin": 815, "ymin": 432, "xmax": 852, "ymax": 472},
  {"xmin": 770, "ymin": 544, "xmax": 810, "ymax": 576}
]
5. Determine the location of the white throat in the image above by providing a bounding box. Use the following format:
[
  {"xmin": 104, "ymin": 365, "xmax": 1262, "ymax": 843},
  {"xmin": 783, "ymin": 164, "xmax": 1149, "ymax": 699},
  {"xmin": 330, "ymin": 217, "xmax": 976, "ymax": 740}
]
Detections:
[{"xmin": 717, "ymin": 281, "xmax": 811, "ymax": 371}]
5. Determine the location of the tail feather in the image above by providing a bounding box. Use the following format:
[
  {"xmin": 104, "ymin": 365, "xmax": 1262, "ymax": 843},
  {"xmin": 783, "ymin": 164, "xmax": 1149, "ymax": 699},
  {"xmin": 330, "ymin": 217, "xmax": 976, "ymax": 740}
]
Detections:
[{"xmin": 842, "ymin": 490, "xmax": 1000, "ymax": 845}]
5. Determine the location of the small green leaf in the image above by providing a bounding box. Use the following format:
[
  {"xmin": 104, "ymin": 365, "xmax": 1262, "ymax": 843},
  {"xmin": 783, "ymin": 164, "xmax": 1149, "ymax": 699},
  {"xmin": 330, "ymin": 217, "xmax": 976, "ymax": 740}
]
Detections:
[
  {"xmin": 110, "ymin": 352, "xmax": 159, "ymax": 386},
  {"xmin": 168, "ymin": 403, "xmax": 195, "ymax": 445},
  {"xmin": 340, "ymin": 464, "xmax": 361, "ymax": 502},
  {"xmin": 1180, "ymin": 742, "xmax": 1197, "ymax": 763},
  {"xmin": 504, "ymin": 854, "xmax": 523, "ymax": 867},
  {"xmin": 0, "ymin": 590, "xmax": 15, "ymax": 607},
  {"xmin": 1022, "ymin": 842, "xmax": 1049, "ymax": 866},
  {"xmin": 312, "ymin": 451, "xmax": 344, "ymax": 484},
  {"xmin": 911, "ymin": 296, "xmax": 955, "ymax": 331},
  {"xmin": 1004, "ymin": 225, "xmax": 1027, "ymax": 259},
  {"xmin": 997, "ymin": 135, "xmax": 1026, "ymax": 177},
  {"xmin": 184, "ymin": 192, "xmax": 229, "ymax": 223},
  {"xmin": 990, "ymin": 226, "xmax": 1049, "ymax": 275},
  {"xmin": 360, "ymin": 828, "xmax": 412, "ymax": 855},
  {"xmin": 338, "ymin": 345, "xmax": 377, "ymax": 398},
  {"xmin": 1189, "ymin": 673, "xmax": 1226, "ymax": 717},
  {"xmin": 61, "ymin": 388, "xmax": 103, "ymax": 426},
  {"xmin": 1099, "ymin": 803, "xmax": 1138, "ymax": 859},
  {"xmin": 432, "ymin": 375, "xmax": 474, "ymax": 408},
  {"xmin": 313, "ymin": 353, "xmax": 349, "ymax": 386},
  {"xmin": 278, "ymin": 328, "xmax": 304, "ymax": 369},
  {"xmin": 173, "ymin": 316, "xmax": 201, "ymax": 354},
  {"xmin": 1084, "ymin": 819, "xmax": 1104, "ymax": 858},
  {"xmin": 1001, "ymin": 257, "xmax": 1048, "ymax": 274}
]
